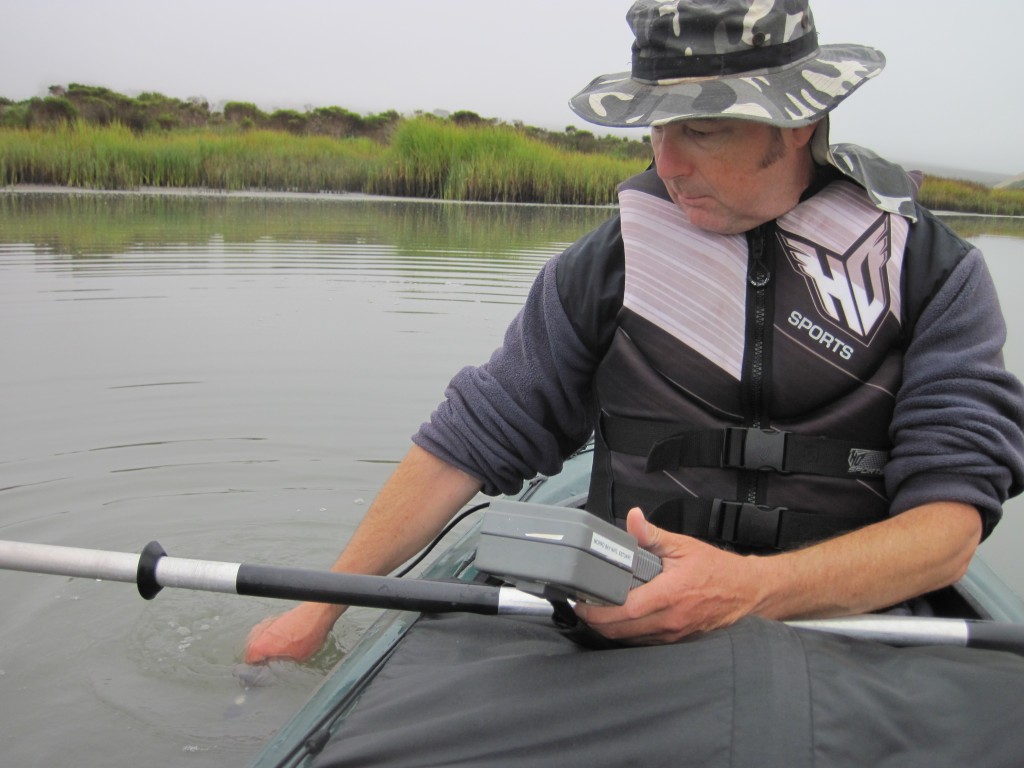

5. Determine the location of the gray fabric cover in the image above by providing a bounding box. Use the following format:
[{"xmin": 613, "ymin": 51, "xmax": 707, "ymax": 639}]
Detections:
[{"xmin": 313, "ymin": 613, "xmax": 1024, "ymax": 767}]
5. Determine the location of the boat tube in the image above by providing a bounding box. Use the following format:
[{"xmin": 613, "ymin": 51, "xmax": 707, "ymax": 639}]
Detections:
[{"xmin": 251, "ymin": 446, "xmax": 1024, "ymax": 768}]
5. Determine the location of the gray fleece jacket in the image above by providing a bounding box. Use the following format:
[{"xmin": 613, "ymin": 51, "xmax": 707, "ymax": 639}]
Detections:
[{"xmin": 413, "ymin": 201, "xmax": 1024, "ymax": 537}]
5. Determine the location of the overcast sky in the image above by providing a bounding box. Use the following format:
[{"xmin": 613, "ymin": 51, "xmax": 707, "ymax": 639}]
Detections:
[{"xmin": 2, "ymin": 1, "xmax": 1019, "ymax": 177}]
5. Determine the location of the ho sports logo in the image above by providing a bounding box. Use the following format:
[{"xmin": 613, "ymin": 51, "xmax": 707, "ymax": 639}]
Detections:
[{"xmin": 779, "ymin": 214, "xmax": 895, "ymax": 345}]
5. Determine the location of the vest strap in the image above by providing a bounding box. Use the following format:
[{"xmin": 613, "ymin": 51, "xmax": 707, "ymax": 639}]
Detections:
[
  {"xmin": 643, "ymin": 496, "xmax": 884, "ymax": 550},
  {"xmin": 602, "ymin": 415, "xmax": 888, "ymax": 479}
]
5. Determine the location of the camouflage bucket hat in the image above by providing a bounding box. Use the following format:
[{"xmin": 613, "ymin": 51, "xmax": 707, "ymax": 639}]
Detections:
[{"xmin": 570, "ymin": 0, "xmax": 885, "ymax": 128}]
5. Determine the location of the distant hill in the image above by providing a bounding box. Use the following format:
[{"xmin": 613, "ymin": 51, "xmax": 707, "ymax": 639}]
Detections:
[
  {"xmin": 994, "ymin": 172, "xmax": 1024, "ymax": 191},
  {"xmin": 896, "ymin": 160, "xmax": 1009, "ymax": 187}
]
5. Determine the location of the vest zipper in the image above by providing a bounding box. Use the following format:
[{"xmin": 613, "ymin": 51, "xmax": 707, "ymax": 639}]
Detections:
[{"xmin": 743, "ymin": 225, "xmax": 773, "ymax": 504}]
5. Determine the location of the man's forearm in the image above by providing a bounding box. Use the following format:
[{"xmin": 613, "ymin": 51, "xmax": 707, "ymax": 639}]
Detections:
[
  {"xmin": 750, "ymin": 501, "xmax": 983, "ymax": 620},
  {"xmin": 244, "ymin": 445, "xmax": 484, "ymax": 662},
  {"xmin": 331, "ymin": 444, "xmax": 484, "ymax": 576},
  {"xmin": 308, "ymin": 445, "xmax": 483, "ymax": 627}
]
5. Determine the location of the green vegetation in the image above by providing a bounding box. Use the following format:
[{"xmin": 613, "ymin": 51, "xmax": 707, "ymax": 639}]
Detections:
[
  {"xmin": 0, "ymin": 119, "xmax": 644, "ymax": 206},
  {"xmin": 0, "ymin": 122, "xmax": 384, "ymax": 193},
  {"xmin": 1, "ymin": 83, "xmax": 1022, "ymax": 215},
  {"xmin": 918, "ymin": 176, "xmax": 1024, "ymax": 217},
  {"xmin": 0, "ymin": 84, "xmax": 399, "ymax": 137},
  {"xmin": 0, "ymin": 84, "xmax": 651, "ymax": 205},
  {"xmin": 367, "ymin": 118, "xmax": 640, "ymax": 204}
]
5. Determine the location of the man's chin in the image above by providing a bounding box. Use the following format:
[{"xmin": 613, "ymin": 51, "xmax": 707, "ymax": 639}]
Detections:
[{"xmin": 680, "ymin": 206, "xmax": 733, "ymax": 235}]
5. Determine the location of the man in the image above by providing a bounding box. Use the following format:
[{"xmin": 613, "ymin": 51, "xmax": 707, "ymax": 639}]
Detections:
[{"xmin": 246, "ymin": 0, "xmax": 1024, "ymax": 662}]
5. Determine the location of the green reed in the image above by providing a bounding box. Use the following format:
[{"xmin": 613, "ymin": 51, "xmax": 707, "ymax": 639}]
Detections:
[
  {"xmin": 370, "ymin": 118, "xmax": 643, "ymax": 205},
  {"xmin": 919, "ymin": 176, "xmax": 1024, "ymax": 217},
  {"xmin": 0, "ymin": 119, "xmax": 645, "ymax": 205},
  {"xmin": 0, "ymin": 123, "xmax": 381, "ymax": 192}
]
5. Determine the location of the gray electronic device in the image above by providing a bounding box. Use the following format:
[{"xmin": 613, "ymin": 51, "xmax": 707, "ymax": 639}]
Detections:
[{"xmin": 475, "ymin": 500, "xmax": 663, "ymax": 605}]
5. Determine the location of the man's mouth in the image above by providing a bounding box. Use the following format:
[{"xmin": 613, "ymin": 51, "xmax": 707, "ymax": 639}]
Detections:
[
  {"xmin": 673, "ymin": 190, "xmax": 710, "ymax": 206},
  {"xmin": 665, "ymin": 181, "xmax": 709, "ymax": 205}
]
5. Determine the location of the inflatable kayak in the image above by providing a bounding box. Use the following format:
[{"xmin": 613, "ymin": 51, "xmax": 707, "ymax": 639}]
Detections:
[{"xmin": 249, "ymin": 446, "xmax": 1024, "ymax": 768}]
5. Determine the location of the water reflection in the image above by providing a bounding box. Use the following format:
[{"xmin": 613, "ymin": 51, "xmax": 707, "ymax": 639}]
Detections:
[{"xmin": 0, "ymin": 190, "xmax": 611, "ymax": 260}]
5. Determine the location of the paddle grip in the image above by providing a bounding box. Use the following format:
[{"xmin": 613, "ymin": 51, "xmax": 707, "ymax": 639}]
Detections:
[{"xmin": 137, "ymin": 540, "xmax": 167, "ymax": 600}]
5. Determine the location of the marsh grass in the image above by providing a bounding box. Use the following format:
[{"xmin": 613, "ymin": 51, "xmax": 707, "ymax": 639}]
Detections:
[
  {"xmin": 0, "ymin": 119, "xmax": 644, "ymax": 205},
  {"xmin": 918, "ymin": 176, "xmax": 1024, "ymax": 217},
  {"xmin": 0, "ymin": 122, "xmax": 381, "ymax": 192},
  {"xmin": 371, "ymin": 119, "xmax": 637, "ymax": 205}
]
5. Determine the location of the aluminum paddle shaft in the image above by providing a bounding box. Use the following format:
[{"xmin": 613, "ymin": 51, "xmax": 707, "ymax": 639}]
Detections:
[
  {"xmin": 3, "ymin": 538, "xmax": 1024, "ymax": 654},
  {"xmin": 0, "ymin": 539, "xmax": 549, "ymax": 615},
  {"xmin": 790, "ymin": 614, "xmax": 1024, "ymax": 655}
]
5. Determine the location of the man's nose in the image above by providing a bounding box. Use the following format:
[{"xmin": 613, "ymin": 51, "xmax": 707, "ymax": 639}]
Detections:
[{"xmin": 654, "ymin": 134, "xmax": 694, "ymax": 178}]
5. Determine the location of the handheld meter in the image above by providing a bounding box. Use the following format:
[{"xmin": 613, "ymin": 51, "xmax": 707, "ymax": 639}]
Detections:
[{"xmin": 475, "ymin": 500, "xmax": 663, "ymax": 605}]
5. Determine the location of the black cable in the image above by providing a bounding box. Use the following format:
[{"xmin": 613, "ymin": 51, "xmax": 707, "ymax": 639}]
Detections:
[{"xmin": 392, "ymin": 502, "xmax": 491, "ymax": 578}]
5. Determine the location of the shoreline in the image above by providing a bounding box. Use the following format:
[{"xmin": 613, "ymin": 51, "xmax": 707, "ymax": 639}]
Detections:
[
  {"xmin": 0, "ymin": 183, "xmax": 617, "ymax": 210},
  {"xmin": 4, "ymin": 183, "xmax": 1021, "ymax": 220}
]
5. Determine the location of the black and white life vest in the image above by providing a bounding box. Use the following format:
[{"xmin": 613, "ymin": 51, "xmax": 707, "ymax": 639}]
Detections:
[{"xmin": 586, "ymin": 168, "xmax": 913, "ymax": 552}]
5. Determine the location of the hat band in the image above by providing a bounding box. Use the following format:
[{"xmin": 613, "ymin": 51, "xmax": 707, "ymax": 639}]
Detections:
[{"xmin": 631, "ymin": 31, "xmax": 818, "ymax": 83}]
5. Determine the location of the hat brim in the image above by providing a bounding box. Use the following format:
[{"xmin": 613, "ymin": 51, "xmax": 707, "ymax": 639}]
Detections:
[{"xmin": 569, "ymin": 44, "xmax": 884, "ymax": 128}]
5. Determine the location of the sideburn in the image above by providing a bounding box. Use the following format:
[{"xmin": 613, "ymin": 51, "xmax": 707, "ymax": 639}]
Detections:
[{"xmin": 759, "ymin": 128, "xmax": 786, "ymax": 169}]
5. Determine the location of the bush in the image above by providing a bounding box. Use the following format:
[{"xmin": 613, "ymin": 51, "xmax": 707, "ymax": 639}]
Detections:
[
  {"xmin": 224, "ymin": 101, "xmax": 266, "ymax": 127},
  {"xmin": 25, "ymin": 96, "xmax": 78, "ymax": 127},
  {"xmin": 267, "ymin": 109, "xmax": 308, "ymax": 135}
]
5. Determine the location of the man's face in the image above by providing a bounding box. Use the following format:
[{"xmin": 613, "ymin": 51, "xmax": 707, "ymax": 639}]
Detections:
[{"xmin": 651, "ymin": 119, "xmax": 811, "ymax": 235}]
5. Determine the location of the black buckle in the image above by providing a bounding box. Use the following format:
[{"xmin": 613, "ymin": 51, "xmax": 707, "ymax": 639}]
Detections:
[
  {"xmin": 708, "ymin": 499, "xmax": 785, "ymax": 549},
  {"xmin": 723, "ymin": 428, "xmax": 788, "ymax": 472}
]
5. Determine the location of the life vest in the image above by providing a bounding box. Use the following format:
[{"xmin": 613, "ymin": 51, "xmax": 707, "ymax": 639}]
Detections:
[{"xmin": 587, "ymin": 168, "xmax": 911, "ymax": 552}]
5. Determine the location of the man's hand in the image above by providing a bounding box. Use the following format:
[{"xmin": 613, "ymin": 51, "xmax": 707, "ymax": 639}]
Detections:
[
  {"xmin": 244, "ymin": 602, "xmax": 342, "ymax": 664},
  {"xmin": 243, "ymin": 445, "xmax": 484, "ymax": 664},
  {"xmin": 573, "ymin": 508, "xmax": 763, "ymax": 644},
  {"xmin": 573, "ymin": 501, "xmax": 982, "ymax": 646}
]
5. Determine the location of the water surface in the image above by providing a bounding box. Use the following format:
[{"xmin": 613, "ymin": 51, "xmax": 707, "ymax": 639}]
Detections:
[{"xmin": 1, "ymin": 191, "xmax": 1022, "ymax": 766}]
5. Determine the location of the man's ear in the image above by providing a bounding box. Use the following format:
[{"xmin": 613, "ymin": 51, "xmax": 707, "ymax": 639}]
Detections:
[{"xmin": 788, "ymin": 120, "xmax": 821, "ymax": 149}]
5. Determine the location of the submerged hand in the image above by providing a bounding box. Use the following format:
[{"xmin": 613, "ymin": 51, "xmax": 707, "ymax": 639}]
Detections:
[
  {"xmin": 244, "ymin": 603, "xmax": 340, "ymax": 664},
  {"xmin": 574, "ymin": 508, "xmax": 764, "ymax": 645}
]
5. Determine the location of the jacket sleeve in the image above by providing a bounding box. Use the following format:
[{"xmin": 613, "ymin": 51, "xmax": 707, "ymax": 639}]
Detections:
[
  {"xmin": 409, "ymin": 267, "xmax": 596, "ymax": 496},
  {"xmin": 412, "ymin": 216, "xmax": 624, "ymax": 495},
  {"xmin": 886, "ymin": 247, "xmax": 1024, "ymax": 538}
]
